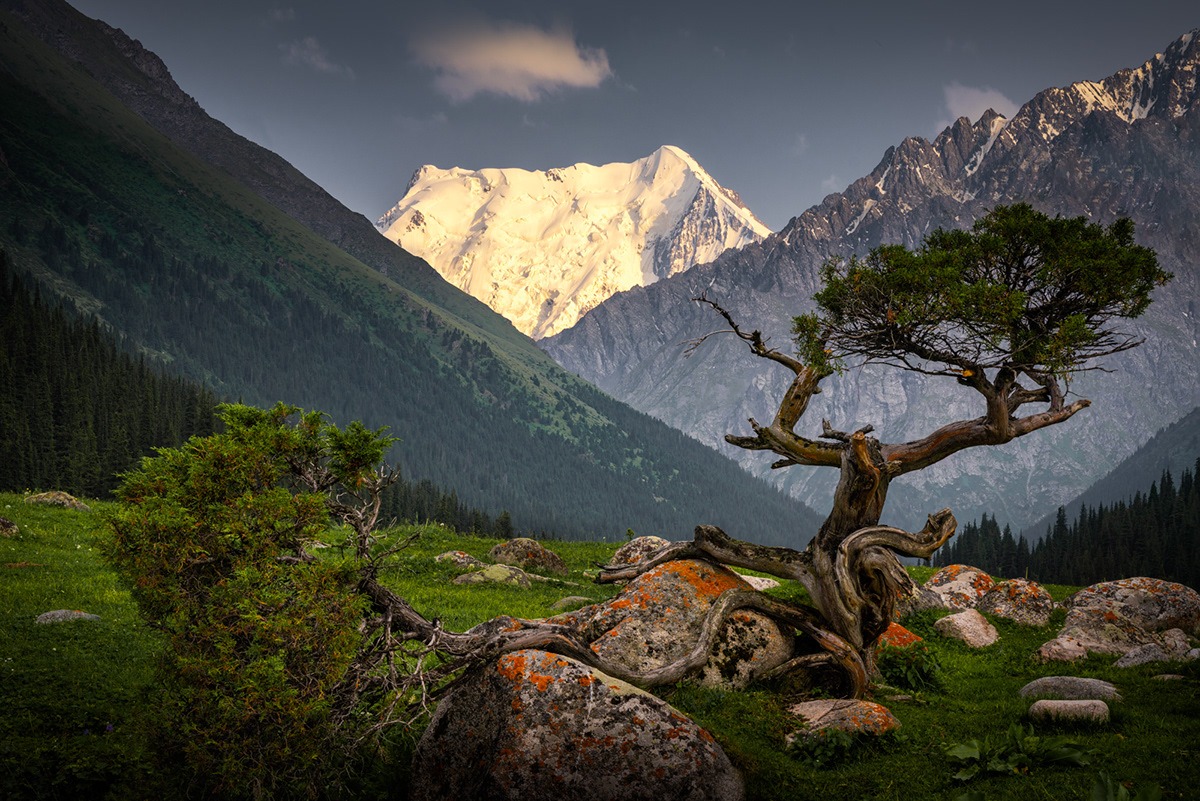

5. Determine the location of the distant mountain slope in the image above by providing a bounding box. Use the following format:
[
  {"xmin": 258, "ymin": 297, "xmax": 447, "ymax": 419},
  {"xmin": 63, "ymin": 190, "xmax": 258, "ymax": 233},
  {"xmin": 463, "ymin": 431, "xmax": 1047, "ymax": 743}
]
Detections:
[
  {"xmin": 544, "ymin": 29, "xmax": 1200, "ymax": 532},
  {"xmin": 0, "ymin": 2, "xmax": 822, "ymax": 543},
  {"xmin": 1020, "ymin": 406, "xmax": 1200, "ymax": 540},
  {"xmin": 376, "ymin": 146, "xmax": 770, "ymax": 339}
]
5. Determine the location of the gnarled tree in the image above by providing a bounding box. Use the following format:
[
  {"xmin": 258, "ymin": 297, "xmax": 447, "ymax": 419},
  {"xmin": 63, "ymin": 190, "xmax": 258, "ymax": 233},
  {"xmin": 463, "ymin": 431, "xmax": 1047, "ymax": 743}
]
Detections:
[{"xmin": 597, "ymin": 203, "xmax": 1168, "ymax": 692}]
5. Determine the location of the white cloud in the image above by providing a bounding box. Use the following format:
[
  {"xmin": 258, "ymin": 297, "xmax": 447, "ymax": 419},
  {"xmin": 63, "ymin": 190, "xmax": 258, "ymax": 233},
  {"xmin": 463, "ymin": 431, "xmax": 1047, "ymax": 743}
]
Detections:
[
  {"xmin": 820, "ymin": 174, "xmax": 842, "ymax": 192},
  {"xmin": 410, "ymin": 20, "xmax": 612, "ymax": 103},
  {"xmin": 790, "ymin": 133, "xmax": 809, "ymax": 157},
  {"xmin": 268, "ymin": 7, "xmax": 295, "ymax": 23},
  {"xmin": 936, "ymin": 82, "xmax": 1018, "ymax": 131},
  {"xmin": 281, "ymin": 36, "xmax": 355, "ymax": 78}
]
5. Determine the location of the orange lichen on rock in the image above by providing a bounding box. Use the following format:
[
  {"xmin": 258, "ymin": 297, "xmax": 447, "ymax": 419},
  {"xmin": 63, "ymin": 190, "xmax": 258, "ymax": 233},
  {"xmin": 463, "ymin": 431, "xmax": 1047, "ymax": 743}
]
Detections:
[{"xmin": 877, "ymin": 621, "xmax": 923, "ymax": 649}]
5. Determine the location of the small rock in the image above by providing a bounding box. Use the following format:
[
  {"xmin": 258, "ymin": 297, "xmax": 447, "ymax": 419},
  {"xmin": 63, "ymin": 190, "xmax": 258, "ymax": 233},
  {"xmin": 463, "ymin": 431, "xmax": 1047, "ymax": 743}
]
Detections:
[
  {"xmin": 25, "ymin": 491, "xmax": 90, "ymax": 512},
  {"xmin": 490, "ymin": 537, "xmax": 567, "ymax": 576},
  {"xmin": 934, "ymin": 608, "xmax": 998, "ymax": 647},
  {"xmin": 1161, "ymin": 628, "xmax": 1192, "ymax": 657},
  {"xmin": 1019, "ymin": 676, "xmax": 1121, "ymax": 701},
  {"xmin": 433, "ymin": 550, "xmax": 485, "ymax": 570},
  {"xmin": 1036, "ymin": 637, "xmax": 1089, "ymax": 663},
  {"xmin": 787, "ymin": 699, "xmax": 900, "ymax": 742},
  {"xmin": 1153, "ymin": 674, "xmax": 1186, "ymax": 681},
  {"xmin": 877, "ymin": 621, "xmax": 923, "ymax": 649},
  {"xmin": 452, "ymin": 563, "xmax": 532, "ymax": 588},
  {"xmin": 1028, "ymin": 699, "xmax": 1109, "ymax": 724},
  {"xmin": 610, "ymin": 535, "xmax": 670, "ymax": 566},
  {"xmin": 36, "ymin": 609, "xmax": 101, "ymax": 624},
  {"xmin": 736, "ymin": 573, "xmax": 781, "ymax": 591},
  {"xmin": 1114, "ymin": 642, "xmax": 1172, "ymax": 668},
  {"xmin": 0, "ymin": 516, "xmax": 17, "ymax": 537},
  {"xmin": 550, "ymin": 595, "xmax": 592, "ymax": 611},
  {"xmin": 1189, "ymin": 648, "xmax": 1200, "ymax": 661},
  {"xmin": 977, "ymin": 578, "xmax": 1055, "ymax": 627}
]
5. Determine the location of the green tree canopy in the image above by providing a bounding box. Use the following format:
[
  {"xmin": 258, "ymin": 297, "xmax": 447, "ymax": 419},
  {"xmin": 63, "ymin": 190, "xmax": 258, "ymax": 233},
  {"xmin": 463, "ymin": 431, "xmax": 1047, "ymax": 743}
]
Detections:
[{"xmin": 795, "ymin": 203, "xmax": 1170, "ymax": 379}]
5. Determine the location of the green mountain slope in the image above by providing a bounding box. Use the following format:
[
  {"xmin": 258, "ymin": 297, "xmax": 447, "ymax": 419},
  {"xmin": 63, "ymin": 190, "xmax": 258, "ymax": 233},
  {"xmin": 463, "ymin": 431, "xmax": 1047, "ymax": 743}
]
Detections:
[
  {"xmin": 1019, "ymin": 406, "xmax": 1200, "ymax": 541},
  {"xmin": 0, "ymin": 7, "xmax": 822, "ymax": 543}
]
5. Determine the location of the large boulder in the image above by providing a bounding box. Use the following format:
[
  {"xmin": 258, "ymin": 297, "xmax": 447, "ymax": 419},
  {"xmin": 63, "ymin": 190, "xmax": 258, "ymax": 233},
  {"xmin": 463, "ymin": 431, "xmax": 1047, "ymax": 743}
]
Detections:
[
  {"xmin": 434, "ymin": 550, "xmax": 486, "ymax": 570},
  {"xmin": 490, "ymin": 537, "xmax": 568, "ymax": 576},
  {"xmin": 410, "ymin": 649, "xmax": 744, "ymax": 801},
  {"xmin": 893, "ymin": 581, "xmax": 944, "ymax": 619},
  {"xmin": 1065, "ymin": 578, "xmax": 1200, "ymax": 636},
  {"xmin": 977, "ymin": 578, "xmax": 1055, "ymax": 627},
  {"xmin": 1054, "ymin": 605, "xmax": 1162, "ymax": 656},
  {"xmin": 549, "ymin": 559, "xmax": 793, "ymax": 690},
  {"xmin": 924, "ymin": 565, "xmax": 995, "ymax": 610},
  {"xmin": 610, "ymin": 536, "xmax": 670, "ymax": 566},
  {"xmin": 1028, "ymin": 699, "xmax": 1109, "ymax": 724}
]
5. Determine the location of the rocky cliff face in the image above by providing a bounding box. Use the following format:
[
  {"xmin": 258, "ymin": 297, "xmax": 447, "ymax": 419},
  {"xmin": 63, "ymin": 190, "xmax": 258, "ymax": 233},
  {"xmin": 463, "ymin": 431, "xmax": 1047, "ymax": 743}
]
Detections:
[
  {"xmin": 544, "ymin": 30, "xmax": 1200, "ymax": 531},
  {"xmin": 376, "ymin": 146, "xmax": 770, "ymax": 339}
]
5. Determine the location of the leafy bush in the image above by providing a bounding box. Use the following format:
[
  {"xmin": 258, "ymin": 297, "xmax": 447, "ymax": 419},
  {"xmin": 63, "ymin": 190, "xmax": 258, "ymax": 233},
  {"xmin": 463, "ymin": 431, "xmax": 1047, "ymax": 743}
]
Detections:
[
  {"xmin": 106, "ymin": 403, "xmax": 394, "ymax": 800},
  {"xmin": 945, "ymin": 723, "xmax": 1092, "ymax": 781},
  {"xmin": 876, "ymin": 642, "xmax": 942, "ymax": 692},
  {"xmin": 1092, "ymin": 772, "xmax": 1163, "ymax": 801}
]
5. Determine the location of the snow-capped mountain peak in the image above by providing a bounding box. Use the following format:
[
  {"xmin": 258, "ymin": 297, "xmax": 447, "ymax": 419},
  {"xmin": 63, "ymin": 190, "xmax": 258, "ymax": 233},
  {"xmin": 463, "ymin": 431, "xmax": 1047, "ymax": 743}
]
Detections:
[{"xmin": 375, "ymin": 146, "xmax": 771, "ymax": 339}]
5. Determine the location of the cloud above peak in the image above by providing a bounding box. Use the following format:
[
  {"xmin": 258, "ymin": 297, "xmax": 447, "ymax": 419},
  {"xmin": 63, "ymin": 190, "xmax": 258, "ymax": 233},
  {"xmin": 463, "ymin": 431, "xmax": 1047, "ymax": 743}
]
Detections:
[
  {"xmin": 281, "ymin": 36, "xmax": 354, "ymax": 78},
  {"xmin": 411, "ymin": 20, "xmax": 612, "ymax": 103},
  {"xmin": 937, "ymin": 82, "xmax": 1019, "ymax": 131}
]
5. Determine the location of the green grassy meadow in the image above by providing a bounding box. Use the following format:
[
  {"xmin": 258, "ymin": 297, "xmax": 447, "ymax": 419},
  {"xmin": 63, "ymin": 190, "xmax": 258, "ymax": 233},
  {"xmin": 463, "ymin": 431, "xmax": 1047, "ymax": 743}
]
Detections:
[{"xmin": 2, "ymin": 492, "xmax": 1197, "ymax": 800}]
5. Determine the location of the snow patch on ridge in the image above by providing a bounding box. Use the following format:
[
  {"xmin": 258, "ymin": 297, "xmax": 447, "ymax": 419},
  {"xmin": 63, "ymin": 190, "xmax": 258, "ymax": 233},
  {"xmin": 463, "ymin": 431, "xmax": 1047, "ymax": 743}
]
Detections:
[{"xmin": 376, "ymin": 146, "xmax": 770, "ymax": 339}]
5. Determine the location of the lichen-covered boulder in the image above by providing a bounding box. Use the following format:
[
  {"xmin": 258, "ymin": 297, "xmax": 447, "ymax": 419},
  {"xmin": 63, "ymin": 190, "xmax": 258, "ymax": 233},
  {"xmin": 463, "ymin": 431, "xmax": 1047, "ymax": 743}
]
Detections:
[
  {"xmin": 549, "ymin": 559, "xmax": 793, "ymax": 690},
  {"xmin": 1054, "ymin": 605, "xmax": 1161, "ymax": 656},
  {"xmin": 410, "ymin": 649, "xmax": 744, "ymax": 801},
  {"xmin": 924, "ymin": 565, "xmax": 995, "ymax": 610},
  {"xmin": 452, "ymin": 564, "xmax": 532, "ymax": 588},
  {"xmin": 1065, "ymin": 578, "xmax": 1200, "ymax": 636},
  {"xmin": 0, "ymin": 516, "xmax": 17, "ymax": 538},
  {"xmin": 934, "ymin": 608, "xmax": 998, "ymax": 648},
  {"xmin": 610, "ymin": 536, "xmax": 670, "ymax": 566},
  {"xmin": 787, "ymin": 699, "xmax": 900, "ymax": 741},
  {"xmin": 434, "ymin": 550, "xmax": 486, "ymax": 570},
  {"xmin": 490, "ymin": 537, "xmax": 568, "ymax": 576},
  {"xmin": 893, "ymin": 581, "xmax": 944, "ymax": 619},
  {"xmin": 25, "ymin": 491, "xmax": 90, "ymax": 512},
  {"xmin": 977, "ymin": 578, "xmax": 1055, "ymax": 627}
]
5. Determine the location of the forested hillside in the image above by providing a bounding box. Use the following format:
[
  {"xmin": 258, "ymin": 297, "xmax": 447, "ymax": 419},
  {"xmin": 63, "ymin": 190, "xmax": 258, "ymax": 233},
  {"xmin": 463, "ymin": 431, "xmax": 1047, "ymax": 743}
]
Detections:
[
  {"xmin": 934, "ymin": 462, "xmax": 1200, "ymax": 587},
  {"xmin": 0, "ymin": 8, "xmax": 822, "ymax": 543},
  {"xmin": 0, "ymin": 253, "xmax": 216, "ymax": 496}
]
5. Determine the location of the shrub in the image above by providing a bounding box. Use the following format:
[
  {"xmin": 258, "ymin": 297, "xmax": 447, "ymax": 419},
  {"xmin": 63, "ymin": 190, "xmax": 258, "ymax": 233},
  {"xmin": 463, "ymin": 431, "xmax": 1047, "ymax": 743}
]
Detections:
[{"xmin": 106, "ymin": 403, "xmax": 393, "ymax": 800}]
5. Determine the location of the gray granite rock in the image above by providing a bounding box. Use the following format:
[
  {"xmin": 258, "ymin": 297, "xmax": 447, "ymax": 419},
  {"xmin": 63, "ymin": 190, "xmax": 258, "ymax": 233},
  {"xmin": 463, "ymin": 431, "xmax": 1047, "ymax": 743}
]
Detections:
[
  {"xmin": 36, "ymin": 609, "xmax": 100, "ymax": 624},
  {"xmin": 1028, "ymin": 699, "xmax": 1109, "ymax": 724},
  {"xmin": 1019, "ymin": 676, "xmax": 1121, "ymax": 701}
]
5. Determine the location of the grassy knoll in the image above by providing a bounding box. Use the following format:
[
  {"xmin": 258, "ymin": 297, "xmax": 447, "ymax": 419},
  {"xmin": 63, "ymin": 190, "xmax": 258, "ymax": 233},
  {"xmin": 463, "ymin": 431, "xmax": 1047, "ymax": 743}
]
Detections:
[{"xmin": 2, "ymin": 493, "xmax": 1198, "ymax": 800}]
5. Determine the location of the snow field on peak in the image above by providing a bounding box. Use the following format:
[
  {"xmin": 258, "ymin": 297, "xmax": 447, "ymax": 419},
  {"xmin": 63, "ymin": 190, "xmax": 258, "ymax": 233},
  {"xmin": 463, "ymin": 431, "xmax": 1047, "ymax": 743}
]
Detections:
[{"xmin": 376, "ymin": 147, "xmax": 770, "ymax": 339}]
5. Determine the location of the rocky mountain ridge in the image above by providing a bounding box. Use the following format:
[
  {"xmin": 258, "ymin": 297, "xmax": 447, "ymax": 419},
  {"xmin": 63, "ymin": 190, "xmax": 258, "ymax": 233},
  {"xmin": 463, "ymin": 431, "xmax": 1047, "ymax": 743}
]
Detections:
[
  {"xmin": 544, "ymin": 29, "xmax": 1200, "ymax": 532},
  {"xmin": 376, "ymin": 146, "xmax": 770, "ymax": 339}
]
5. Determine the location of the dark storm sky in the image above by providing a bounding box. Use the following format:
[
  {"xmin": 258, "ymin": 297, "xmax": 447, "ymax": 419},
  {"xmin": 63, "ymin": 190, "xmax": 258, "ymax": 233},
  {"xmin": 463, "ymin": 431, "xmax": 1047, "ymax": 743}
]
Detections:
[{"xmin": 68, "ymin": 0, "xmax": 1198, "ymax": 230}]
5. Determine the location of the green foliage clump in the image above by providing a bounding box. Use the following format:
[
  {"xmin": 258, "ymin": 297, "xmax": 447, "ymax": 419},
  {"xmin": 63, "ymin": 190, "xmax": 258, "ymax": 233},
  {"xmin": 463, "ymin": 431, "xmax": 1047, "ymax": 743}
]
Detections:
[
  {"xmin": 795, "ymin": 203, "xmax": 1169, "ymax": 379},
  {"xmin": 1092, "ymin": 772, "xmax": 1163, "ymax": 801},
  {"xmin": 106, "ymin": 403, "xmax": 391, "ymax": 800},
  {"xmin": 877, "ymin": 642, "xmax": 943, "ymax": 692},
  {"xmin": 945, "ymin": 723, "xmax": 1092, "ymax": 782}
]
